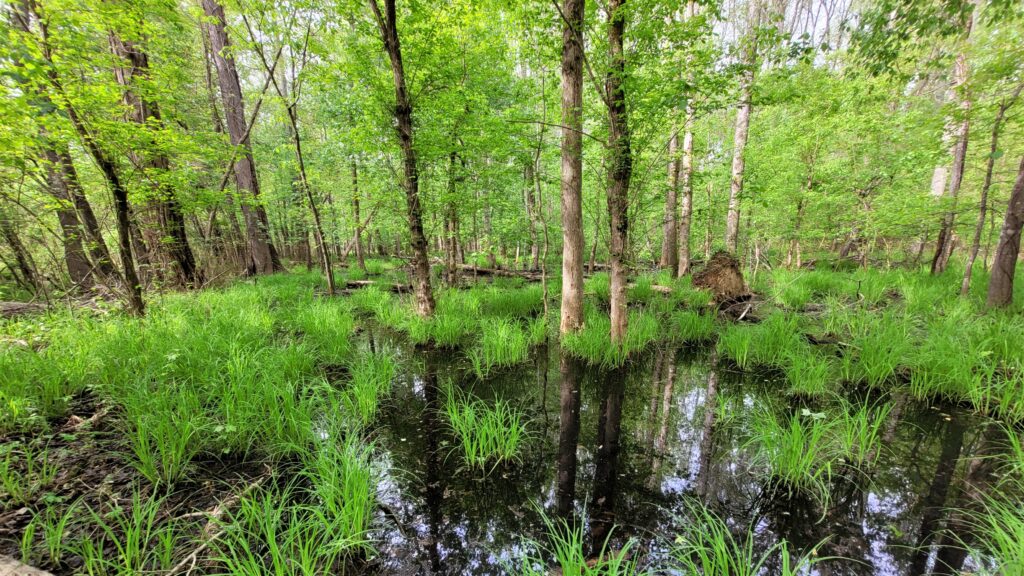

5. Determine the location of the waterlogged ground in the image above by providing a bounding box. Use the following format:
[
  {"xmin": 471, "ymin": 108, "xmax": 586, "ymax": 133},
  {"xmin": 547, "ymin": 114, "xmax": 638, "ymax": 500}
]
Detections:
[
  {"xmin": 355, "ymin": 326, "xmax": 999, "ymax": 576},
  {"xmin": 3, "ymin": 268, "xmax": 1020, "ymax": 575}
]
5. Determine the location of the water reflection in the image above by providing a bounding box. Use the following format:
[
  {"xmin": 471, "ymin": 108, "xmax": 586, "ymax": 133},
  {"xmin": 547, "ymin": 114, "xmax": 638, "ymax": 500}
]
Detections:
[
  {"xmin": 588, "ymin": 367, "xmax": 626, "ymax": 550},
  {"xmin": 368, "ymin": 333, "xmax": 1005, "ymax": 575},
  {"xmin": 555, "ymin": 352, "xmax": 582, "ymax": 520}
]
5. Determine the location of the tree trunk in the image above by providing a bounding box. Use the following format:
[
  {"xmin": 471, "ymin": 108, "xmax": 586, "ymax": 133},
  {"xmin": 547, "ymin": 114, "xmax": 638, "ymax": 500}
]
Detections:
[
  {"xmin": 42, "ymin": 147, "xmax": 112, "ymax": 286},
  {"xmin": 33, "ymin": 6, "xmax": 144, "ymax": 315},
  {"xmin": 725, "ymin": 79, "xmax": 752, "ymax": 254},
  {"xmin": 0, "ymin": 210, "xmax": 40, "ymax": 293},
  {"xmin": 201, "ymin": 0, "xmax": 281, "ymax": 275},
  {"xmin": 444, "ymin": 152, "xmax": 461, "ymax": 286},
  {"xmin": 605, "ymin": 0, "xmax": 631, "ymax": 344},
  {"xmin": 931, "ymin": 8, "xmax": 974, "ymax": 275},
  {"xmin": 352, "ymin": 160, "xmax": 367, "ymax": 273},
  {"xmin": 677, "ymin": 102, "xmax": 695, "ymax": 276},
  {"xmin": 986, "ymin": 156, "xmax": 1024, "ymax": 308},
  {"xmin": 725, "ymin": 2, "xmax": 758, "ymax": 254},
  {"xmin": 962, "ymin": 83, "xmax": 1022, "ymax": 295},
  {"xmin": 369, "ymin": 0, "xmax": 435, "ymax": 316},
  {"xmin": 109, "ymin": 31, "xmax": 202, "ymax": 288},
  {"xmin": 558, "ymin": 0, "xmax": 586, "ymax": 335},
  {"xmin": 525, "ymin": 161, "xmax": 540, "ymax": 270},
  {"xmin": 660, "ymin": 130, "xmax": 679, "ymax": 270}
]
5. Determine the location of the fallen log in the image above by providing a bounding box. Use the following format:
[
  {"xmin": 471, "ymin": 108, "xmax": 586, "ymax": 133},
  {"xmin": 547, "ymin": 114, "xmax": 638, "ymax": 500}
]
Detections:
[
  {"xmin": 457, "ymin": 264, "xmax": 546, "ymax": 281},
  {"xmin": 342, "ymin": 280, "xmax": 412, "ymax": 293}
]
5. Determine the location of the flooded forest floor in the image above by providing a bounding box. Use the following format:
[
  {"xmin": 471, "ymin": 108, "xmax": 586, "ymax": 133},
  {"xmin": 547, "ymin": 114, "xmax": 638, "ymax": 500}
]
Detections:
[{"xmin": 2, "ymin": 260, "xmax": 1023, "ymax": 575}]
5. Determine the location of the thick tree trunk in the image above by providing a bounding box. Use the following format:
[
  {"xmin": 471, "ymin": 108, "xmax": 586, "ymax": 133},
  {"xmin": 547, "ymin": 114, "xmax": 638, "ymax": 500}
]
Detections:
[
  {"xmin": 370, "ymin": 0, "xmax": 435, "ymax": 316},
  {"xmin": 677, "ymin": 103, "xmax": 695, "ymax": 276},
  {"xmin": 931, "ymin": 9, "xmax": 974, "ymax": 275},
  {"xmin": 558, "ymin": 0, "xmax": 586, "ymax": 335},
  {"xmin": 986, "ymin": 156, "xmax": 1024, "ymax": 308},
  {"xmin": 0, "ymin": 211, "xmax": 40, "ymax": 293},
  {"xmin": 109, "ymin": 32, "xmax": 202, "ymax": 288},
  {"xmin": 962, "ymin": 84, "xmax": 1022, "ymax": 295},
  {"xmin": 202, "ymin": 0, "xmax": 281, "ymax": 275},
  {"xmin": 43, "ymin": 147, "xmax": 113, "ymax": 285},
  {"xmin": 33, "ymin": 7, "xmax": 144, "ymax": 315},
  {"xmin": 605, "ymin": 0, "xmax": 631, "ymax": 344},
  {"xmin": 660, "ymin": 130, "xmax": 679, "ymax": 270}
]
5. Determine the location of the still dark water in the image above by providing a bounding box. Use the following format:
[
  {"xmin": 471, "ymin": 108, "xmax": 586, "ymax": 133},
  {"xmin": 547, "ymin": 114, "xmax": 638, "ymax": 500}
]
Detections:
[{"xmin": 355, "ymin": 328, "xmax": 998, "ymax": 576}]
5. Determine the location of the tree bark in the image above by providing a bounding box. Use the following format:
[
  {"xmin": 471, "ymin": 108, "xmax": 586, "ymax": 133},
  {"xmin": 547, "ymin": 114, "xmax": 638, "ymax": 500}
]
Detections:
[
  {"xmin": 109, "ymin": 31, "xmax": 202, "ymax": 288},
  {"xmin": 931, "ymin": 7, "xmax": 975, "ymax": 275},
  {"xmin": 369, "ymin": 0, "xmax": 435, "ymax": 316},
  {"xmin": 725, "ymin": 79, "xmax": 752, "ymax": 254},
  {"xmin": 677, "ymin": 102, "xmax": 695, "ymax": 276},
  {"xmin": 962, "ymin": 83, "xmax": 1022, "ymax": 295},
  {"xmin": 605, "ymin": 0, "xmax": 631, "ymax": 344},
  {"xmin": 558, "ymin": 0, "xmax": 586, "ymax": 335},
  {"xmin": 352, "ymin": 160, "xmax": 367, "ymax": 273},
  {"xmin": 0, "ymin": 210, "xmax": 41, "ymax": 293},
  {"xmin": 660, "ymin": 130, "xmax": 679, "ymax": 271},
  {"xmin": 725, "ymin": 1, "xmax": 758, "ymax": 254},
  {"xmin": 986, "ymin": 156, "xmax": 1024, "ymax": 308},
  {"xmin": 33, "ymin": 3, "xmax": 144, "ymax": 315},
  {"xmin": 201, "ymin": 0, "xmax": 281, "ymax": 276}
]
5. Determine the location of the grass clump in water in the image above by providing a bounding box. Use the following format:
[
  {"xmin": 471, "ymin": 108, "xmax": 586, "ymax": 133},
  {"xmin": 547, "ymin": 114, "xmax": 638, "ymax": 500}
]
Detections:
[
  {"xmin": 670, "ymin": 500, "xmax": 823, "ymax": 575},
  {"xmin": 470, "ymin": 318, "xmax": 530, "ymax": 377},
  {"xmin": 342, "ymin": 352, "xmax": 396, "ymax": 429},
  {"xmin": 746, "ymin": 409, "xmax": 833, "ymax": 506},
  {"xmin": 517, "ymin": 510, "xmax": 642, "ymax": 576},
  {"xmin": 562, "ymin": 308, "xmax": 658, "ymax": 368},
  {"xmin": 444, "ymin": 388, "xmax": 528, "ymax": 473},
  {"xmin": 300, "ymin": 437, "xmax": 377, "ymax": 556}
]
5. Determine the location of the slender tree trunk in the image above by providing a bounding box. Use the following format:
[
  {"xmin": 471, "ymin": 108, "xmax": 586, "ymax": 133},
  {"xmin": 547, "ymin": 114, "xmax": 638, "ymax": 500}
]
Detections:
[
  {"xmin": 962, "ymin": 84, "xmax": 1022, "ymax": 295},
  {"xmin": 109, "ymin": 32, "xmax": 202, "ymax": 288},
  {"xmin": 931, "ymin": 8, "xmax": 974, "ymax": 275},
  {"xmin": 725, "ymin": 79, "xmax": 752, "ymax": 253},
  {"xmin": 202, "ymin": 0, "xmax": 281, "ymax": 275},
  {"xmin": 677, "ymin": 102, "xmax": 695, "ymax": 276},
  {"xmin": 558, "ymin": 0, "xmax": 586, "ymax": 334},
  {"xmin": 369, "ymin": 0, "xmax": 435, "ymax": 316},
  {"xmin": 660, "ymin": 130, "xmax": 679, "ymax": 270},
  {"xmin": 444, "ymin": 152, "xmax": 461, "ymax": 286},
  {"xmin": 525, "ymin": 161, "xmax": 540, "ymax": 270},
  {"xmin": 725, "ymin": 2, "xmax": 758, "ymax": 254},
  {"xmin": 351, "ymin": 160, "xmax": 367, "ymax": 273},
  {"xmin": 605, "ymin": 0, "xmax": 631, "ymax": 344},
  {"xmin": 986, "ymin": 156, "xmax": 1024, "ymax": 308},
  {"xmin": 287, "ymin": 104, "xmax": 334, "ymax": 294}
]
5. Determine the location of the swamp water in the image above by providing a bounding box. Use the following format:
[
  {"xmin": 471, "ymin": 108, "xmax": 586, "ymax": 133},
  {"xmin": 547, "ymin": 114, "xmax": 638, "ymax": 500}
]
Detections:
[{"xmin": 352, "ymin": 328, "xmax": 1001, "ymax": 576}]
